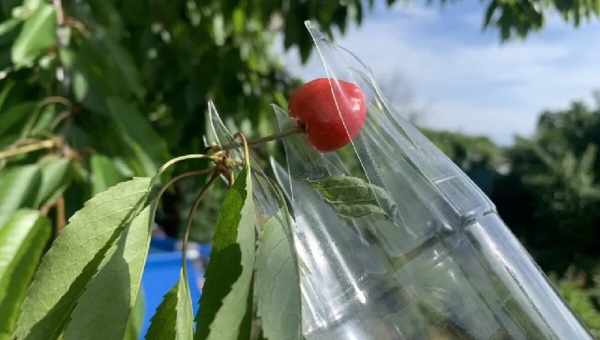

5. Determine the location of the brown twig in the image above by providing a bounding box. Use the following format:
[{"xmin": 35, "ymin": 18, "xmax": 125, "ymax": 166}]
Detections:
[
  {"xmin": 181, "ymin": 171, "xmax": 220, "ymax": 268},
  {"xmin": 55, "ymin": 196, "xmax": 66, "ymax": 233},
  {"xmin": 0, "ymin": 138, "xmax": 61, "ymax": 160},
  {"xmin": 53, "ymin": 0, "xmax": 65, "ymax": 26},
  {"xmin": 39, "ymin": 96, "xmax": 71, "ymax": 108},
  {"xmin": 213, "ymin": 126, "xmax": 302, "ymax": 152}
]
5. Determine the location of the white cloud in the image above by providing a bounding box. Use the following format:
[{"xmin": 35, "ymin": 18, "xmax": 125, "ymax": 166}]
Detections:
[
  {"xmin": 279, "ymin": 3, "xmax": 600, "ymax": 145},
  {"xmin": 391, "ymin": 3, "xmax": 440, "ymax": 21}
]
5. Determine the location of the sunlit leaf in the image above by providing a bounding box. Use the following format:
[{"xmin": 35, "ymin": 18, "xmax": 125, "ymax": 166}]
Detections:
[
  {"xmin": 15, "ymin": 177, "xmax": 151, "ymax": 340},
  {"xmin": 0, "ymin": 102, "xmax": 36, "ymax": 137},
  {"xmin": 106, "ymin": 97, "xmax": 169, "ymax": 177},
  {"xmin": 123, "ymin": 291, "xmax": 145, "ymax": 340},
  {"xmin": 145, "ymin": 269, "xmax": 194, "ymax": 340},
  {"xmin": 255, "ymin": 211, "xmax": 302, "ymax": 340},
  {"xmin": 0, "ymin": 164, "xmax": 41, "ymax": 227},
  {"xmin": 11, "ymin": 3, "xmax": 56, "ymax": 67},
  {"xmin": 90, "ymin": 154, "xmax": 126, "ymax": 195},
  {"xmin": 62, "ymin": 206, "xmax": 152, "ymax": 340},
  {"xmin": 309, "ymin": 175, "xmax": 396, "ymax": 220},
  {"xmin": 33, "ymin": 157, "xmax": 72, "ymax": 207},
  {"xmin": 0, "ymin": 210, "xmax": 50, "ymax": 340},
  {"xmin": 195, "ymin": 166, "xmax": 256, "ymax": 340}
]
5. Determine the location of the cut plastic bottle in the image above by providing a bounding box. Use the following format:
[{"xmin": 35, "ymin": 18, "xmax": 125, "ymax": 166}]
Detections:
[{"xmin": 267, "ymin": 21, "xmax": 593, "ymax": 340}]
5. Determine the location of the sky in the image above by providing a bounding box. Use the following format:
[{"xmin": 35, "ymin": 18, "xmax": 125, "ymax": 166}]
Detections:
[{"xmin": 279, "ymin": 2, "xmax": 600, "ymax": 145}]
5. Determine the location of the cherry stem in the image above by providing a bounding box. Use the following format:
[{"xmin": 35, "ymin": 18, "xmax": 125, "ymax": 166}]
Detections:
[
  {"xmin": 181, "ymin": 170, "xmax": 220, "ymax": 269},
  {"xmin": 215, "ymin": 126, "xmax": 303, "ymax": 152}
]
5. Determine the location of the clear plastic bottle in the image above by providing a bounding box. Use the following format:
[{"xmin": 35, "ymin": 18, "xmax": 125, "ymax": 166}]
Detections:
[{"xmin": 266, "ymin": 22, "xmax": 593, "ymax": 340}]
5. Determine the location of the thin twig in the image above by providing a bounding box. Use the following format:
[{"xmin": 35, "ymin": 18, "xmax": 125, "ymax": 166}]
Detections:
[
  {"xmin": 181, "ymin": 171, "xmax": 220, "ymax": 268},
  {"xmin": 155, "ymin": 169, "xmax": 216, "ymax": 207},
  {"xmin": 55, "ymin": 196, "xmax": 66, "ymax": 233},
  {"xmin": 0, "ymin": 138, "xmax": 60, "ymax": 160},
  {"xmin": 214, "ymin": 126, "xmax": 302, "ymax": 152},
  {"xmin": 233, "ymin": 132, "xmax": 251, "ymax": 168},
  {"xmin": 52, "ymin": 0, "xmax": 65, "ymax": 26},
  {"xmin": 39, "ymin": 96, "xmax": 71, "ymax": 108},
  {"xmin": 158, "ymin": 154, "xmax": 213, "ymax": 175},
  {"xmin": 49, "ymin": 110, "xmax": 71, "ymax": 130}
]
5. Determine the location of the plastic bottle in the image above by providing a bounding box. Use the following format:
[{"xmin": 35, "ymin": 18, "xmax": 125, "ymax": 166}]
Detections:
[{"xmin": 266, "ymin": 22, "xmax": 593, "ymax": 340}]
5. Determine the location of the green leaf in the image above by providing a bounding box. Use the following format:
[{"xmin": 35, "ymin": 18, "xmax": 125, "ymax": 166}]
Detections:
[
  {"xmin": 0, "ymin": 210, "xmax": 51, "ymax": 340},
  {"xmin": 11, "ymin": 3, "xmax": 56, "ymax": 67},
  {"xmin": 124, "ymin": 291, "xmax": 145, "ymax": 340},
  {"xmin": 255, "ymin": 212, "xmax": 302, "ymax": 340},
  {"xmin": 0, "ymin": 81, "xmax": 14, "ymax": 112},
  {"xmin": 63, "ymin": 206, "xmax": 152, "ymax": 340},
  {"xmin": 15, "ymin": 177, "xmax": 152, "ymax": 340},
  {"xmin": 146, "ymin": 269, "xmax": 194, "ymax": 340},
  {"xmin": 309, "ymin": 175, "xmax": 395, "ymax": 219},
  {"xmin": 0, "ymin": 164, "xmax": 41, "ymax": 227},
  {"xmin": 102, "ymin": 38, "xmax": 145, "ymax": 99},
  {"xmin": 195, "ymin": 166, "xmax": 256, "ymax": 340},
  {"xmin": 0, "ymin": 18, "xmax": 20, "ymax": 37},
  {"xmin": 90, "ymin": 154, "xmax": 126, "ymax": 195},
  {"xmin": 0, "ymin": 102, "xmax": 36, "ymax": 137},
  {"xmin": 106, "ymin": 97, "xmax": 169, "ymax": 177},
  {"xmin": 33, "ymin": 157, "xmax": 72, "ymax": 207}
]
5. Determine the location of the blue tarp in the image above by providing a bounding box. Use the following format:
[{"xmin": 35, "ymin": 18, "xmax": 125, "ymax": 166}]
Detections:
[{"xmin": 140, "ymin": 236, "xmax": 211, "ymax": 337}]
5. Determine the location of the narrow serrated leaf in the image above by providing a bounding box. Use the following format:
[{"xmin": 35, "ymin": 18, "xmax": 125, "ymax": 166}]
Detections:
[
  {"xmin": 0, "ymin": 164, "xmax": 41, "ymax": 227},
  {"xmin": 124, "ymin": 291, "xmax": 145, "ymax": 340},
  {"xmin": 90, "ymin": 154, "xmax": 126, "ymax": 195},
  {"xmin": 255, "ymin": 212, "xmax": 302, "ymax": 340},
  {"xmin": 0, "ymin": 18, "xmax": 21, "ymax": 37},
  {"xmin": 62, "ymin": 205, "xmax": 152, "ymax": 340},
  {"xmin": 106, "ymin": 98, "xmax": 169, "ymax": 177},
  {"xmin": 11, "ymin": 3, "xmax": 55, "ymax": 67},
  {"xmin": 146, "ymin": 269, "xmax": 194, "ymax": 340},
  {"xmin": 195, "ymin": 166, "xmax": 256, "ymax": 340},
  {"xmin": 0, "ymin": 102, "xmax": 36, "ymax": 137},
  {"xmin": 15, "ymin": 177, "xmax": 151, "ymax": 340},
  {"xmin": 0, "ymin": 210, "xmax": 50, "ymax": 340},
  {"xmin": 33, "ymin": 157, "xmax": 71, "ymax": 207},
  {"xmin": 309, "ymin": 175, "xmax": 395, "ymax": 219}
]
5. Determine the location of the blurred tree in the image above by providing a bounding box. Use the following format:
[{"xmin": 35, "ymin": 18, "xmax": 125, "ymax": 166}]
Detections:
[
  {"xmin": 481, "ymin": 0, "xmax": 600, "ymax": 40},
  {"xmin": 424, "ymin": 129, "xmax": 505, "ymax": 194},
  {"xmin": 497, "ymin": 100, "xmax": 600, "ymax": 273},
  {"xmin": 0, "ymin": 0, "xmax": 384, "ymax": 236},
  {"xmin": 2, "ymin": 0, "xmax": 600, "ymax": 238}
]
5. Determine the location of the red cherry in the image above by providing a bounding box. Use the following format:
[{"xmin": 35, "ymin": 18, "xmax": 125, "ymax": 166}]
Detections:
[{"xmin": 288, "ymin": 78, "xmax": 367, "ymax": 152}]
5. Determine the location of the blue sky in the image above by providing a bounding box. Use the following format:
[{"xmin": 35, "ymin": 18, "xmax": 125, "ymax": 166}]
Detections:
[{"xmin": 279, "ymin": 2, "xmax": 600, "ymax": 145}]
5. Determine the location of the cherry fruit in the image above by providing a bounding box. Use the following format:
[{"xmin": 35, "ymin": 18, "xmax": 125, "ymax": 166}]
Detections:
[{"xmin": 288, "ymin": 78, "xmax": 367, "ymax": 152}]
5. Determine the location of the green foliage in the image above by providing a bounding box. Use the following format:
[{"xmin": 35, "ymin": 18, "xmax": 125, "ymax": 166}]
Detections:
[
  {"xmin": 146, "ymin": 269, "xmax": 194, "ymax": 340},
  {"xmin": 0, "ymin": 164, "xmax": 40, "ymax": 226},
  {"xmin": 15, "ymin": 177, "xmax": 151, "ymax": 340},
  {"xmin": 424, "ymin": 129, "xmax": 504, "ymax": 194},
  {"xmin": 10, "ymin": 2, "xmax": 55, "ymax": 67},
  {"xmin": 0, "ymin": 210, "xmax": 50, "ymax": 340},
  {"xmin": 62, "ymin": 206, "xmax": 152, "ymax": 340},
  {"xmin": 555, "ymin": 270, "xmax": 600, "ymax": 337},
  {"xmin": 0, "ymin": 1, "xmax": 376, "ymax": 337},
  {"xmin": 1, "ymin": 0, "xmax": 599, "ymax": 338},
  {"xmin": 33, "ymin": 156, "xmax": 71, "ymax": 206},
  {"xmin": 310, "ymin": 175, "xmax": 395, "ymax": 220},
  {"xmin": 124, "ymin": 291, "xmax": 145, "ymax": 340},
  {"xmin": 195, "ymin": 166, "xmax": 256, "ymax": 340},
  {"xmin": 497, "ymin": 100, "xmax": 600, "ymax": 272},
  {"xmin": 482, "ymin": 0, "xmax": 600, "ymax": 40},
  {"xmin": 255, "ymin": 211, "xmax": 302, "ymax": 340}
]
